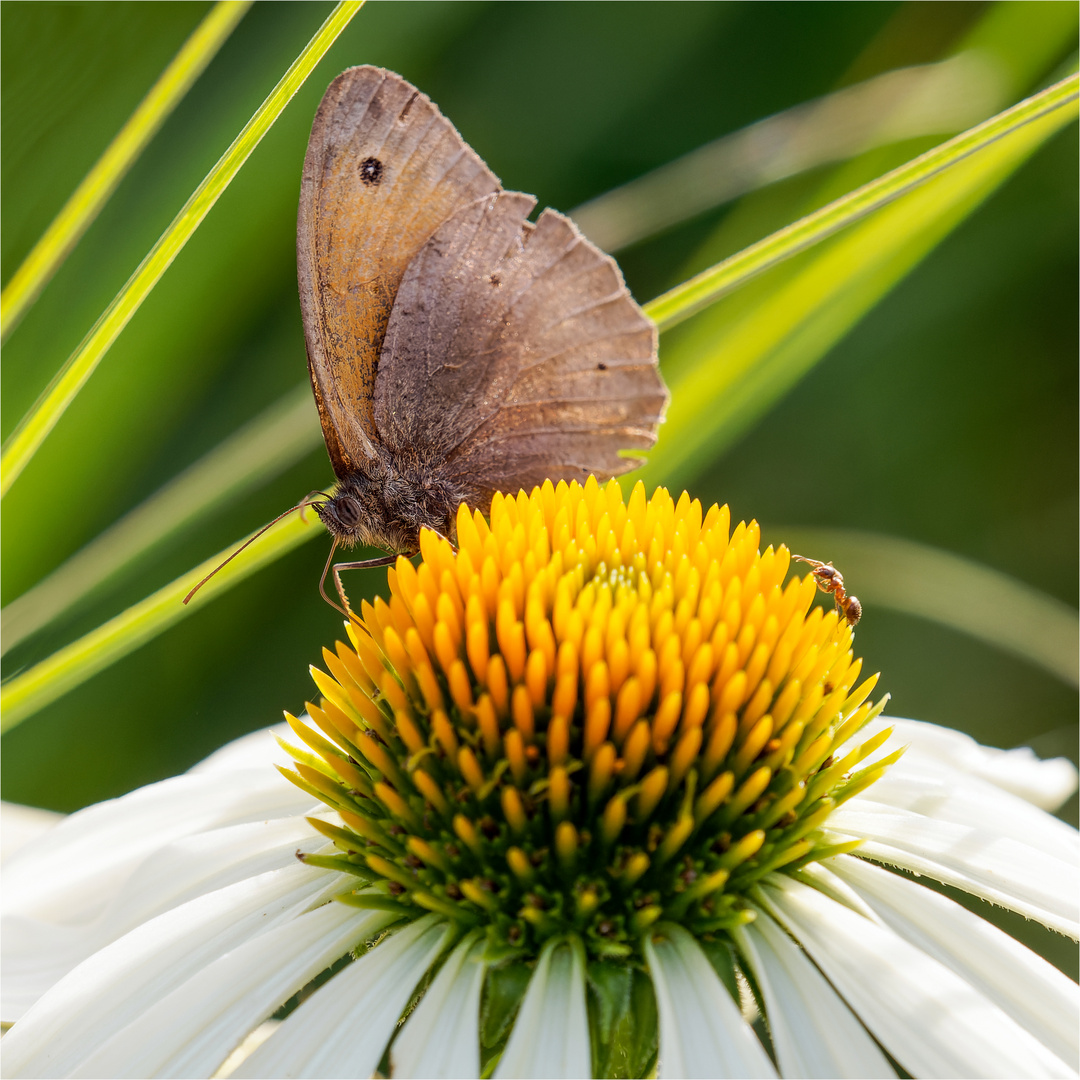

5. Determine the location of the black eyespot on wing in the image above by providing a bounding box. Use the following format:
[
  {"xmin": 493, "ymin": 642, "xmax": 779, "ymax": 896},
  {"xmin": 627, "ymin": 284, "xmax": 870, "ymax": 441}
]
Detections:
[
  {"xmin": 359, "ymin": 156, "xmax": 383, "ymax": 185},
  {"xmin": 597, "ymin": 362, "xmax": 608, "ymax": 370}
]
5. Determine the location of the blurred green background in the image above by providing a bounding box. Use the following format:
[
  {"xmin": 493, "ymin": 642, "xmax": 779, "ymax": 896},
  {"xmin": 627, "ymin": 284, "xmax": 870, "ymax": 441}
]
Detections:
[{"xmin": 2, "ymin": 0, "xmax": 1076, "ymax": 861}]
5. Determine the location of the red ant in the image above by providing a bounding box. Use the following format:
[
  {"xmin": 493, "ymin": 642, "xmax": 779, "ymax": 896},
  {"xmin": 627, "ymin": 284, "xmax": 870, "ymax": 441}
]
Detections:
[{"xmin": 792, "ymin": 555, "xmax": 862, "ymax": 627}]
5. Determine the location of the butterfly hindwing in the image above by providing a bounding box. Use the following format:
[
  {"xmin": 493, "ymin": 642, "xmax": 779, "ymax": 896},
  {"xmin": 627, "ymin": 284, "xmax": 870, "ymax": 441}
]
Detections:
[{"xmin": 373, "ymin": 191, "xmax": 667, "ymax": 498}]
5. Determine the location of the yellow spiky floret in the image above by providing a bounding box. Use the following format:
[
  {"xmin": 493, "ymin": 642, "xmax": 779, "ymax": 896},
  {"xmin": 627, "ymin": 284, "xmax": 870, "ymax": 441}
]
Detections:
[{"xmin": 282, "ymin": 478, "xmax": 893, "ymax": 957}]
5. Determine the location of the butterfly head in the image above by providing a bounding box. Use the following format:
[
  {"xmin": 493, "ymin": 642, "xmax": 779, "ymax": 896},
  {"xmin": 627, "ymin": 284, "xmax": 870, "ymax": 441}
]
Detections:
[
  {"xmin": 315, "ymin": 486, "xmax": 387, "ymax": 549},
  {"xmin": 314, "ymin": 468, "xmax": 442, "ymax": 556}
]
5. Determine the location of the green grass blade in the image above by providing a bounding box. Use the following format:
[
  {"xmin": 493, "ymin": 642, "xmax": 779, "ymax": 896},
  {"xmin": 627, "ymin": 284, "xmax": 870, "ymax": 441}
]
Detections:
[
  {"xmin": 0, "ymin": 1, "xmax": 252, "ymax": 343},
  {"xmin": 0, "ymin": 383, "xmax": 323, "ymax": 655},
  {"xmin": 0, "ymin": 0, "xmax": 364, "ymax": 501},
  {"xmin": 0, "ymin": 507, "xmax": 326, "ymax": 733},
  {"xmin": 776, "ymin": 528, "xmax": 1079, "ymax": 687},
  {"xmin": 642, "ymin": 72, "xmax": 1079, "ymax": 333}
]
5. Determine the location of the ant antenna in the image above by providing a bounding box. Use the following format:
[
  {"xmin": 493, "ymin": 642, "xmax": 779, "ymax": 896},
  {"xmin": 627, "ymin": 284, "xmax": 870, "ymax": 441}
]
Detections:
[{"xmin": 183, "ymin": 494, "xmax": 328, "ymax": 605}]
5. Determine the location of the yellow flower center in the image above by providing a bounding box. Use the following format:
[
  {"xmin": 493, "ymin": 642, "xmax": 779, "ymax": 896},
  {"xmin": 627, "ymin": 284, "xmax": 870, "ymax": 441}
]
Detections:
[{"xmin": 283, "ymin": 477, "xmax": 891, "ymax": 958}]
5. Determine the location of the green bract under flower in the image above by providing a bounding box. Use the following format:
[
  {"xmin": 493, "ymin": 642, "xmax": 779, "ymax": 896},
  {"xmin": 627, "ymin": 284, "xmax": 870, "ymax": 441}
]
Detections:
[{"xmin": 283, "ymin": 479, "xmax": 892, "ymax": 964}]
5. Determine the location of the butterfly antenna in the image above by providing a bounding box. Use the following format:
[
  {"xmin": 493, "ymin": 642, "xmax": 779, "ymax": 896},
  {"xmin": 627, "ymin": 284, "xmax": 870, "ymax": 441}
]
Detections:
[{"xmin": 183, "ymin": 496, "xmax": 327, "ymax": 605}]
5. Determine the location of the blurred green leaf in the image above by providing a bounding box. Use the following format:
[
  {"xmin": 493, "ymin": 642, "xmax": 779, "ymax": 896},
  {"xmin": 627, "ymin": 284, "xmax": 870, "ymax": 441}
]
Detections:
[{"xmin": 573, "ymin": 51, "xmax": 1009, "ymax": 254}]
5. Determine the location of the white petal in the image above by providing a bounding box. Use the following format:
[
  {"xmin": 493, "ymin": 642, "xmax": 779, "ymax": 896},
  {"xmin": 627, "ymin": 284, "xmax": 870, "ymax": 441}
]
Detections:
[
  {"xmin": 2, "ymin": 816, "xmax": 325, "ymax": 1022},
  {"xmin": 3, "ymin": 864, "xmax": 344, "ymax": 1079},
  {"xmin": 494, "ymin": 937, "xmax": 591, "ymax": 1080},
  {"xmin": 732, "ymin": 915, "xmax": 896, "ymax": 1078},
  {"xmin": 826, "ymin": 800, "xmax": 1080, "ymax": 938},
  {"xmin": 847, "ymin": 716, "xmax": 1079, "ymax": 810},
  {"xmin": 188, "ymin": 724, "xmax": 293, "ymax": 775},
  {"xmin": 853, "ymin": 756, "xmax": 1080, "ymax": 860},
  {"xmin": 86, "ymin": 816, "xmax": 331, "ymax": 935},
  {"xmin": 759, "ymin": 873, "xmax": 1077, "ymax": 1079},
  {"xmin": 645, "ymin": 924, "xmax": 776, "ymax": 1079},
  {"xmin": 827, "ymin": 854, "xmax": 1080, "ymax": 1066},
  {"xmin": 0, "ymin": 802, "xmax": 63, "ymax": 863},
  {"xmin": 391, "ymin": 932, "xmax": 486, "ymax": 1079},
  {"xmin": 233, "ymin": 915, "xmax": 451, "ymax": 1079},
  {"xmin": 962, "ymin": 746, "xmax": 1078, "ymax": 810},
  {"xmin": 70, "ymin": 902, "xmax": 393, "ymax": 1079},
  {"xmin": 2, "ymin": 768, "xmax": 311, "ymax": 926}
]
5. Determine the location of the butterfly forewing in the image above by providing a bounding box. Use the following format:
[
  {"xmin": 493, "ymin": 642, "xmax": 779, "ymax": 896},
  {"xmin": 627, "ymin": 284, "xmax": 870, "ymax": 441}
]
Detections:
[
  {"xmin": 373, "ymin": 192, "xmax": 667, "ymax": 498},
  {"xmin": 298, "ymin": 66, "xmax": 501, "ymax": 476}
]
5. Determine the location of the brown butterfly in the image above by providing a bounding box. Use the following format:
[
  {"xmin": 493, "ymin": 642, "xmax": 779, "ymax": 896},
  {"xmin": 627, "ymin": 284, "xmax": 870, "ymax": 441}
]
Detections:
[{"xmin": 187, "ymin": 67, "xmax": 667, "ymax": 611}]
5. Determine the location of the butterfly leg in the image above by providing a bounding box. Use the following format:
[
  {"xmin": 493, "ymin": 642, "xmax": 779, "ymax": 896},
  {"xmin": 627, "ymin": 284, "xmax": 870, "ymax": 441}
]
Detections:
[
  {"xmin": 332, "ymin": 556, "xmax": 398, "ymax": 612},
  {"xmin": 318, "ymin": 543, "xmax": 398, "ymax": 616}
]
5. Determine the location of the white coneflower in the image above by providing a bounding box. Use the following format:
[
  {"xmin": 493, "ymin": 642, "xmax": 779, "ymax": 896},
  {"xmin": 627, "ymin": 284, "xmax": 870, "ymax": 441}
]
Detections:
[{"xmin": 3, "ymin": 480, "xmax": 1077, "ymax": 1079}]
